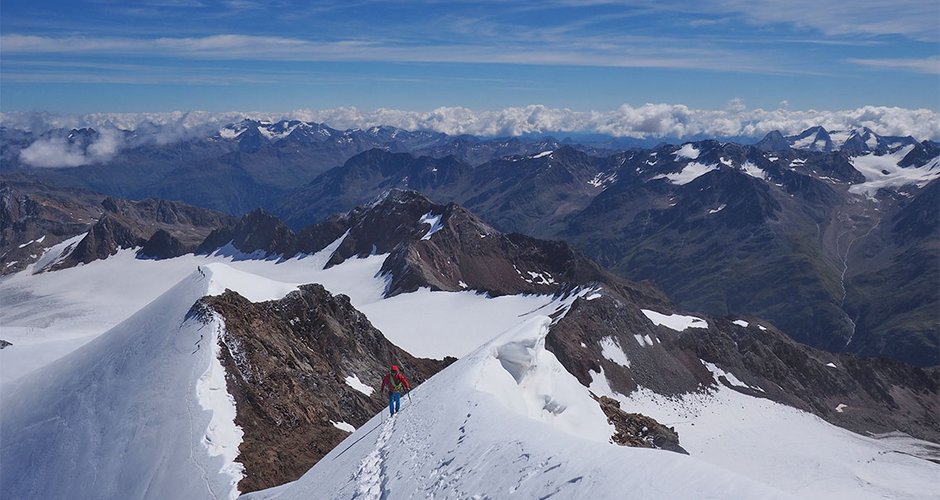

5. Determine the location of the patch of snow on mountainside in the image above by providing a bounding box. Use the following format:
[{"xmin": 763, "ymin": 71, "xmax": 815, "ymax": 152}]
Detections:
[
  {"xmin": 268, "ymin": 317, "xmax": 790, "ymax": 500},
  {"xmin": 588, "ymin": 171, "xmax": 618, "ymax": 188},
  {"xmin": 674, "ymin": 143, "xmax": 700, "ymax": 159},
  {"xmin": 849, "ymin": 145, "xmax": 938, "ymax": 197},
  {"xmin": 741, "ymin": 161, "xmax": 767, "ymax": 179},
  {"xmin": 653, "ymin": 162, "xmax": 718, "ymax": 185},
  {"xmin": 418, "ymin": 211, "xmax": 444, "ymax": 240},
  {"xmin": 256, "ymin": 123, "xmax": 301, "ymax": 141},
  {"xmin": 634, "ymin": 333, "xmax": 655, "ymax": 347},
  {"xmin": 331, "ymin": 421, "xmax": 356, "ymax": 433},
  {"xmin": 345, "ymin": 374, "xmax": 374, "ymax": 396},
  {"xmin": 641, "ymin": 309, "xmax": 708, "ymax": 331},
  {"xmin": 531, "ymin": 150, "xmax": 553, "ymax": 158},
  {"xmin": 701, "ymin": 361, "xmax": 763, "ymax": 392},
  {"xmin": 599, "ymin": 336, "xmax": 630, "ymax": 367},
  {"xmin": 829, "ymin": 130, "xmax": 852, "ymax": 149},
  {"xmin": 219, "ymin": 126, "xmax": 246, "ymax": 139},
  {"xmin": 708, "ymin": 204, "xmax": 727, "ymax": 214},
  {"xmin": 17, "ymin": 235, "xmax": 45, "ymax": 249}
]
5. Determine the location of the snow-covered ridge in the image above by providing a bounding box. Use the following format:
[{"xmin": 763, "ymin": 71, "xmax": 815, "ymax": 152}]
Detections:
[
  {"xmin": 0, "ymin": 265, "xmax": 257, "ymax": 500},
  {"xmin": 196, "ymin": 310, "xmax": 246, "ymax": 493}
]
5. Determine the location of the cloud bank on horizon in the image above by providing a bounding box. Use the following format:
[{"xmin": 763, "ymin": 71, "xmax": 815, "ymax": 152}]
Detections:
[
  {"xmin": 4, "ymin": 103, "xmax": 937, "ymax": 140},
  {"xmin": 5, "ymin": 103, "xmax": 938, "ymax": 168}
]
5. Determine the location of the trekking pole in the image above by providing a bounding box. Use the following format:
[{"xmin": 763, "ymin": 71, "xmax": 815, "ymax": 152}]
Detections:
[{"xmin": 407, "ymin": 391, "xmax": 413, "ymax": 404}]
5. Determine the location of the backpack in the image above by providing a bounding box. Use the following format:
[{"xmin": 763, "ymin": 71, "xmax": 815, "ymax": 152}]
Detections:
[{"xmin": 390, "ymin": 372, "xmax": 404, "ymax": 391}]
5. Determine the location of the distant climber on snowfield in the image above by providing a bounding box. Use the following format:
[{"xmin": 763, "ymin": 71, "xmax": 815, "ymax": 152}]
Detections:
[{"xmin": 380, "ymin": 365, "xmax": 411, "ymax": 416}]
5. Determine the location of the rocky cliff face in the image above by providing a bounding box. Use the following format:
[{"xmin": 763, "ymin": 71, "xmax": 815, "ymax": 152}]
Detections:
[
  {"xmin": 53, "ymin": 196, "xmax": 235, "ymax": 269},
  {"xmin": 196, "ymin": 285, "xmax": 451, "ymax": 493},
  {"xmin": 0, "ymin": 178, "xmax": 105, "ymax": 274},
  {"xmin": 197, "ymin": 208, "xmax": 296, "ymax": 256}
]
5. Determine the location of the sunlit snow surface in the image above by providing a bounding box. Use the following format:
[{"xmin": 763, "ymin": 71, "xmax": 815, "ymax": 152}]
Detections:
[
  {"xmin": 849, "ymin": 145, "xmax": 940, "ymax": 197},
  {"xmin": 2, "ymin": 236, "xmax": 939, "ymax": 499},
  {"xmin": 0, "ymin": 238, "xmax": 549, "ymax": 384}
]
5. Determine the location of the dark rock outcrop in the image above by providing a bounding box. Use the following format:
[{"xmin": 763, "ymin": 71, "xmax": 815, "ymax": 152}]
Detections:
[
  {"xmin": 197, "ymin": 208, "xmax": 296, "ymax": 256},
  {"xmin": 61, "ymin": 214, "xmax": 147, "ymax": 265},
  {"xmin": 0, "ymin": 177, "xmax": 105, "ymax": 274},
  {"xmin": 52, "ymin": 197, "xmax": 234, "ymax": 270},
  {"xmin": 755, "ymin": 130, "xmax": 790, "ymax": 152},
  {"xmin": 595, "ymin": 395, "xmax": 687, "ymax": 454},
  {"xmin": 138, "ymin": 229, "xmax": 187, "ymax": 259}
]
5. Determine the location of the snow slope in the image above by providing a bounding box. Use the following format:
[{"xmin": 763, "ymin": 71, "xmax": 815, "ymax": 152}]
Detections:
[
  {"xmin": 0, "ymin": 264, "xmax": 253, "ymax": 499},
  {"xmin": 270, "ymin": 315, "xmax": 790, "ymax": 500},
  {"xmin": 0, "ymin": 238, "xmax": 551, "ymax": 384},
  {"xmin": 597, "ymin": 385, "xmax": 940, "ymax": 499},
  {"xmin": 3, "ymin": 234, "xmax": 938, "ymax": 499}
]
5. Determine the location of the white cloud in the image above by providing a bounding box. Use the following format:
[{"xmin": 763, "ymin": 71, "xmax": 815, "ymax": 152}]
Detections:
[
  {"xmin": 848, "ymin": 57, "xmax": 940, "ymax": 75},
  {"xmin": 4, "ymin": 104, "xmax": 939, "ymax": 164},
  {"xmin": 18, "ymin": 128, "xmax": 126, "ymax": 168},
  {"xmin": 18, "ymin": 138, "xmax": 91, "ymax": 168},
  {"xmin": 0, "ymin": 33, "xmax": 786, "ymax": 74}
]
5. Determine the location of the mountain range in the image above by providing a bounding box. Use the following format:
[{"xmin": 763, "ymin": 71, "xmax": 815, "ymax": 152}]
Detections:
[
  {"xmin": 1, "ymin": 186, "xmax": 937, "ymax": 498},
  {"xmin": 2, "ymin": 122, "xmax": 937, "ymax": 368}
]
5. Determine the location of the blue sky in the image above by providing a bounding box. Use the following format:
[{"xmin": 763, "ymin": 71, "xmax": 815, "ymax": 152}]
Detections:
[{"xmin": 1, "ymin": 0, "xmax": 938, "ymax": 114}]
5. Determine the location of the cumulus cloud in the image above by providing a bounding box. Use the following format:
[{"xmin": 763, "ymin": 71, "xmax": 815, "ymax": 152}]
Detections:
[
  {"xmin": 18, "ymin": 128, "xmax": 124, "ymax": 168},
  {"xmin": 4, "ymin": 103, "xmax": 939, "ymax": 167}
]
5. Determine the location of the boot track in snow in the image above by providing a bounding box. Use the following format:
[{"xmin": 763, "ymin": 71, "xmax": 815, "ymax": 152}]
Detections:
[{"xmin": 353, "ymin": 415, "xmax": 397, "ymax": 499}]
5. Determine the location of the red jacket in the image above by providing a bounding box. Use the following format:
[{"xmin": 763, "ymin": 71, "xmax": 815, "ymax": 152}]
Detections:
[{"xmin": 380, "ymin": 371, "xmax": 410, "ymax": 393}]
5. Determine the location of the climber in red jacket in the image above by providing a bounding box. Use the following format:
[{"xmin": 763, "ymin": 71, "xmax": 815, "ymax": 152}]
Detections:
[{"xmin": 380, "ymin": 365, "xmax": 411, "ymax": 416}]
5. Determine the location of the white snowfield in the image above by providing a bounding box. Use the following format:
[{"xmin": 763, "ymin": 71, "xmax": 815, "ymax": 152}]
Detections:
[
  {"xmin": 1, "ymin": 234, "xmax": 938, "ymax": 499},
  {"xmin": 849, "ymin": 145, "xmax": 940, "ymax": 197}
]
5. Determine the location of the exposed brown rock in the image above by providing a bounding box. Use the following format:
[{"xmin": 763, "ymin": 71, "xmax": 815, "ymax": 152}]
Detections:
[
  {"xmin": 197, "ymin": 284, "xmax": 451, "ymax": 493},
  {"xmin": 50, "ymin": 196, "xmax": 234, "ymax": 269},
  {"xmin": 595, "ymin": 395, "xmax": 687, "ymax": 454}
]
